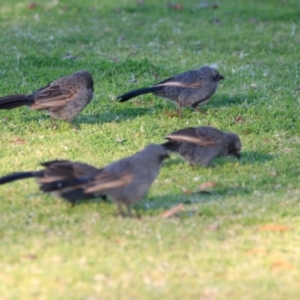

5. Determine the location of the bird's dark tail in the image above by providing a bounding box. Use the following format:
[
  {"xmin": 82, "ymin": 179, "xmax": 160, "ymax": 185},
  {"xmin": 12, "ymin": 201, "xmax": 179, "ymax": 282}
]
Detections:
[
  {"xmin": 0, "ymin": 94, "xmax": 34, "ymax": 109},
  {"xmin": 117, "ymin": 86, "xmax": 163, "ymax": 102},
  {"xmin": 0, "ymin": 171, "xmax": 43, "ymax": 185},
  {"xmin": 161, "ymin": 141, "xmax": 180, "ymax": 152}
]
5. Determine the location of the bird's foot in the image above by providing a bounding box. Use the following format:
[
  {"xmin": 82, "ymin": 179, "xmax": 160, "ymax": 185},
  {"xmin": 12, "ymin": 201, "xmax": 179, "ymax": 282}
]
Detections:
[
  {"xmin": 193, "ymin": 107, "xmax": 207, "ymax": 115},
  {"xmin": 165, "ymin": 110, "xmax": 182, "ymax": 118},
  {"xmin": 68, "ymin": 121, "xmax": 79, "ymax": 131},
  {"xmin": 51, "ymin": 118, "xmax": 59, "ymax": 129}
]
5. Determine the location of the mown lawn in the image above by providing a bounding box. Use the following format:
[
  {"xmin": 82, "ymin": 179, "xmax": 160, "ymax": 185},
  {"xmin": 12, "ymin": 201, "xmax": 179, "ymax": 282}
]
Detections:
[{"xmin": 0, "ymin": 0, "xmax": 300, "ymax": 299}]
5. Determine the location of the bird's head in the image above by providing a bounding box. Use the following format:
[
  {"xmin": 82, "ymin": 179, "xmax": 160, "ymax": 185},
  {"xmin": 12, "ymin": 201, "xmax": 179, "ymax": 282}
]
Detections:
[
  {"xmin": 211, "ymin": 69, "xmax": 225, "ymax": 82},
  {"xmin": 225, "ymin": 132, "xmax": 242, "ymax": 160},
  {"xmin": 77, "ymin": 70, "xmax": 94, "ymax": 92}
]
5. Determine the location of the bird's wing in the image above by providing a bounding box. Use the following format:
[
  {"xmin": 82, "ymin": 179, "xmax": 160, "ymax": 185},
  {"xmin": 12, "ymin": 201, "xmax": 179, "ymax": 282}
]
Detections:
[
  {"xmin": 31, "ymin": 84, "xmax": 77, "ymax": 109},
  {"xmin": 84, "ymin": 170, "xmax": 133, "ymax": 194},
  {"xmin": 38, "ymin": 160, "xmax": 98, "ymax": 183},
  {"xmin": 155, "ymin": 70, "xmax": 203, "ymax": 89},
  {"xmin": 165, "ymin": 127, "xmax": 216, "ymax": 147},
  {"xmin": 41, "ymin": 160, "xmax": 72, "ymax": 167}
]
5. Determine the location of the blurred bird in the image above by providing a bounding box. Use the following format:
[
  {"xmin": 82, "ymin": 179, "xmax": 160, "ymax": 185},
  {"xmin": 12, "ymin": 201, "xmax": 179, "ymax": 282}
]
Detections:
[
  {"xmin": 0, "ymin": 70, "xmax": 94, "ymax": 129},
  {"xmin": 0, "ymin": 160, "xmax": 105, "ymax": 206},
  {"xmin": 43, "ymin": 144, "xmax": 169, "ymax": 216},
  {"xmin": 0, "ymin": 144, "xmax": 169, "ymax": 216},
  {"xmin": 162, "ymin": 126, "xmax": 241, "ymax": 166},
  {"xmin": 117, "ymin": 66, "xmax": 224, "ymax": 116}
]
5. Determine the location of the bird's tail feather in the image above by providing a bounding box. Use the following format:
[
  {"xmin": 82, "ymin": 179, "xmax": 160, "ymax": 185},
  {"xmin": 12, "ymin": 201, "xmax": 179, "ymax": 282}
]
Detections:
[
  {"xmin": 0, "ymin": 95, "xmax": 34, "ymax": 109},
  {"xmin": 0, "ymin": 171, "xmax": 43, "ymax": 185},
  {"xmin": 117, "ymin": 86, "xmax": 163, "ymax": 102}
]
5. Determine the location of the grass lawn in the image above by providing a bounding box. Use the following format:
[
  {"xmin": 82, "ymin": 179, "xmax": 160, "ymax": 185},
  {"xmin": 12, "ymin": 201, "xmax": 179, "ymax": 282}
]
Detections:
[{"xmin": 1, "ymin": 0, "xmax": 300, "ymax": 299}]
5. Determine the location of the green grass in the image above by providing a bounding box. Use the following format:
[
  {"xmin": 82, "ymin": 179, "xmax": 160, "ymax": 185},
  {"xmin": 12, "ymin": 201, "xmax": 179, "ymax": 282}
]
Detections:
[{"xmin": 1, "ymin": 0, "xmax": 300, "ymax": 299}]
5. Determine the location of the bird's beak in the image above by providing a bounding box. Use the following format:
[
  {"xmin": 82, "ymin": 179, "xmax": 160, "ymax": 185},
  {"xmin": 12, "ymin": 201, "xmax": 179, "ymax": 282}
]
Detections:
[
  {"xmin": 219, "ymin": 74, "xmax": 225, "ymax": 80},
  {"xmin": 234, "ymin": 152, "xmax": 241, "ymax": 160}
]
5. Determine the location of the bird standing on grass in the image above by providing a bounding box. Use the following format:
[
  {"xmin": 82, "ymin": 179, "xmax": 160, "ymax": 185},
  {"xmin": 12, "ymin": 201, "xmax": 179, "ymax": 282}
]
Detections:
[
  {"xmin": 162, "ymin": 126, "xmax": 241, "ymax": 166},
  {"xmin": 117, "ymin": 66, "xmax": 224, "ymax": 116},
  {"xmin": 0, "ymin": 144, "xmax": 169, "ymax": 217},
  {"xmin": 0, "ymin": 70, "xmax": 94, "ymax": 129}
]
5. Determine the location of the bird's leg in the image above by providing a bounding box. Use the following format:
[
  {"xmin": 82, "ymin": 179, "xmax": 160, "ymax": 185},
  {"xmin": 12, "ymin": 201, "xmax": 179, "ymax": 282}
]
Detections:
[
  {"xmin": 116, "ymin": 203, "xmax": 136, "ymax": 218},
  {"xmin": 51, "ymin": 117, "xmax": 58, "ymax": 128},
  {"xmin": 126, "ymin": 205, "xmax": 135, "ymax": 218},
  {"xmin": 134, "ymin": 208, "xmax": 142, "ymax": 219},
  {"xmin": 193, "ymin": 107, "xmax": 207, "ymax": 115},
  {"xmin": 176, "ymin": 99, "xmax": 183, "ymax": 117},
  {"xmin": 127, "ymin": 205, "xmax": 142, "ymax": 219},
  {"xmin": 178, "ymin": 107, "xmax": 183, "ymax": 118},
  {"xmin": 100, "ymin": 195, "xmax": 108, "ymax": 202},
  {"xmin": 68, "ymin": 120, "xmax": 79, "ymax": 131},
  {"xmin": 165, "ymin": 106, "xmax": 182, "ymax": 118},
  {"xmin": 117, "ymin": 203, "xmax": 127, "ymax": 217}
]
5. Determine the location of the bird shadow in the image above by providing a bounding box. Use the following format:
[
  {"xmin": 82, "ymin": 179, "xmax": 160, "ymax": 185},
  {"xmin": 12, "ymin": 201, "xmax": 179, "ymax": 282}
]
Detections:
[
  {"xmin": 202, "ymin": 152, "xmax": 273, "ymax": 168},
  {"xmin": 239, "ymin": 151, "xmax": 273, "ymax": 165},
  {"xmin": 78, "ymin": 106, "xmax": 154, "ymax": 125},
  {"xmin": 133, "ymin": 184, "xmax": 251, "ymax": 217},
  {"xmin": 38, "ymin": 185, "xmax": 249, "ymax": 218},
  {"xmin": 203, "ymin": 94, "xmax": 258, "ymax": 110},
  {"xmin": 18, "ymin": 93, "xmax": 256, "ymax": 128},
  {"xmin": 20, "ymin": 106, "xmax": 156, "ymax": 128},
  {"xmin": 162, "ymin": 151, "xmax": 273, "ymax": 169}
]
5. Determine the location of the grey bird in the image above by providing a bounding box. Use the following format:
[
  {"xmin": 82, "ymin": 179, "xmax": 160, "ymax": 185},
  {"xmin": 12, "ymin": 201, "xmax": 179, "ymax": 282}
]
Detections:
[
  {"xmin": 0, "ymin": 160, "xmax": 106, "ymax": 206},
  {"xmin": 83, "ymin": 144, "xmax": 169, "ymax": 216},
  {"xmin": 117, "ymin": 66, "xmax": 224, "ymax": 116},
  {"xmin": 162, "ymin": 126, "xmax": 241, "ymax": 167},
  {"xmin": 0, "ymin": 145, "xmax": 169, "ymax": 216},
  {"xmin": 0, "ymin": 70, "xmax": 94, "ymax": 128}
]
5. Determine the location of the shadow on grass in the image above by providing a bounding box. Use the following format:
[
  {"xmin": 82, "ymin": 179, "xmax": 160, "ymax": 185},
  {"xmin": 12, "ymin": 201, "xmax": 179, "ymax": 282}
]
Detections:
[
  {"xmin": 24, "ymin": 192, "xmax": 110, "ymax": 207},
  {"xmin": 80, "ymin": 107, "xmax": 154, "ymax": 124},
  {"xmin": 77, "ymin": 93, "xmax": 260, "ymax": 126},
  {"xmin": 240, "ymin": 151, "xmax": 273, "ymax": 165},
  {"xmin": 133, "ymin": 184, "xmax": 251, "ymax": 217},
  {"xmin": 110, "ymin": 94, "xmax": 258, "ymax": 115},
  {"xmin": 27, "ymin": 185, "xmax": 249, "ymax": 218},
  {"xmin": 203, "ymin": 94, "xmax": 258, "ymax": 110},
  {"xmin": 19, "ymin": 93, "xmax": 258, "ymax": 128},
  {"xmin": 21, "ymin": 106, "xmax": 155, "ymax": 127},
  {"xmin": 163, "ymin": 151, "xmax": 273, "ymax": 169}
]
